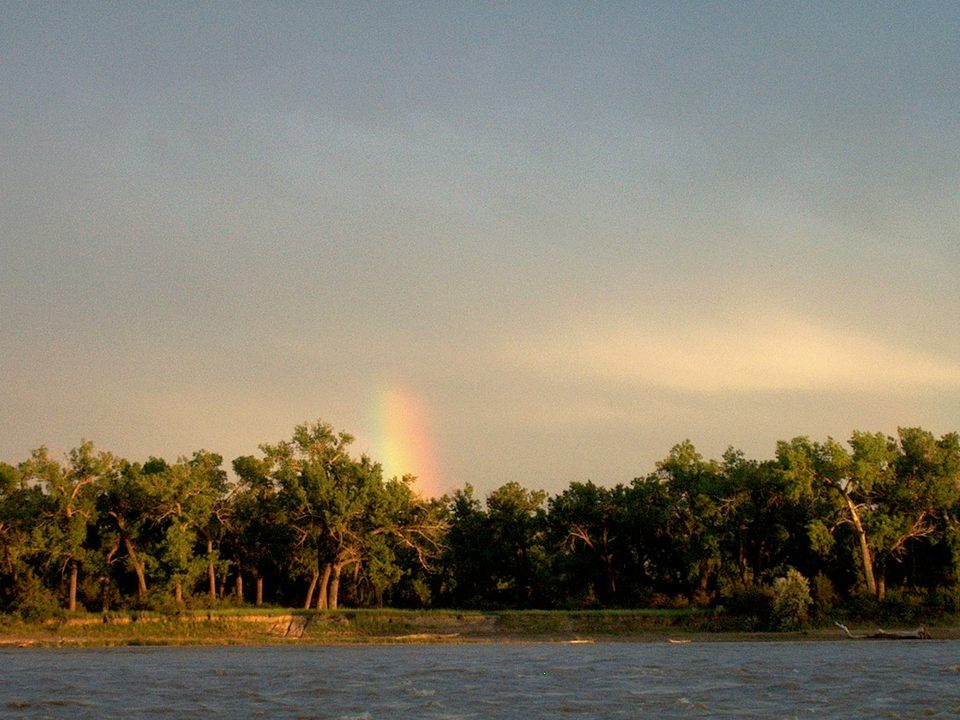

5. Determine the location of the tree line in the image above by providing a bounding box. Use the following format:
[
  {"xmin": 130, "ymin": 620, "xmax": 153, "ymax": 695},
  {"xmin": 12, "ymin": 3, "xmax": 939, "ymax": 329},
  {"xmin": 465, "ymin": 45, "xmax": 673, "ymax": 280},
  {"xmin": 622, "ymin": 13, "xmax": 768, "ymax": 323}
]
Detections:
[{"xmin": 2, "ymin": 420, "xmax": 960, "ymax": 620}]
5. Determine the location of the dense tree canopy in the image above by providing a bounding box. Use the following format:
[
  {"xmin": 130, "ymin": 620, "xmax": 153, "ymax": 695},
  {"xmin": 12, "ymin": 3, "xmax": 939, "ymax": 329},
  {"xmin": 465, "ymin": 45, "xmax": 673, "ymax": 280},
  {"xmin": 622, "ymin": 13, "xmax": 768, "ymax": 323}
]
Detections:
[{"xmin": 2, "ymin": 422, "xmax": 959, "ymax": 619}]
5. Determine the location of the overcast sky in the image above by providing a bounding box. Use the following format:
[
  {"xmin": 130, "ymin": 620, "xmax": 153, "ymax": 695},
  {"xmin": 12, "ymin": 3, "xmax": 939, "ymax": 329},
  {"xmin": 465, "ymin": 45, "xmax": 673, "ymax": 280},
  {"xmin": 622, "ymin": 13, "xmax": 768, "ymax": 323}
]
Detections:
[{"xmin": 2, "ymin": 1, "xmax": 959, "ymax": 498}]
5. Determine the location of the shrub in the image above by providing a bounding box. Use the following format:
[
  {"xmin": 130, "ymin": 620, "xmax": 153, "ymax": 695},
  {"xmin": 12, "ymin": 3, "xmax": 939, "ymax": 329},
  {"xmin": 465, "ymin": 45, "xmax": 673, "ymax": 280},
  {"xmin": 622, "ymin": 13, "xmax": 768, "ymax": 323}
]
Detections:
[
  {"xmin": 810, "ymin": 573, "xmax": 836, "ymax": 618},
  {"xmin": 143, "ymin": 588, "xmax": 181, "ymax": 615},
  {"xmin": 771, "ymin": 569, "xmax": 812, "ymax": 631},
  {"xmin": 11, "ymin": 573, "xmax": 63, "ymax": 622},
  {"xmin": 719, "ymin": 585, "xmax": 773, "ymax": 628},
  {"xmin": 879, "ymin": 588, "xmax": 923, "ymax": 623},
  {"xmin": 925, "ymin": 585, "xmax": 960, "ymax": 614},
  {"xmin": 845, "ymin": 588, "xmax": 880, "ymax": 620},
  {"xmin": 650, "ymin": 593, "xmax": 690, "ymax": 609}
]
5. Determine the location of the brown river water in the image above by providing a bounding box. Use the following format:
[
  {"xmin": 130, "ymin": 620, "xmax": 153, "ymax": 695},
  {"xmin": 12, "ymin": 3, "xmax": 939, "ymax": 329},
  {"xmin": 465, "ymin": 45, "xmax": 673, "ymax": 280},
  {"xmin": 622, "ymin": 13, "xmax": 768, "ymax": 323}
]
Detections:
[{"xmin": 2, "ymin": 641, "xmax": 959, "ymax": 718}]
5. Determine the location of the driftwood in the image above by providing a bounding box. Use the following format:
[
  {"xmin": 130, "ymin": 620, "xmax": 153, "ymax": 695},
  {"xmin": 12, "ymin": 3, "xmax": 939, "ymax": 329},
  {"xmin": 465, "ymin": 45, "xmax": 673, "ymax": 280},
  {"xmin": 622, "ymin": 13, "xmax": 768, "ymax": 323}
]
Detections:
[{"xmin": 834, "ymin": 622, "xmax": 930, "ymax": 640}]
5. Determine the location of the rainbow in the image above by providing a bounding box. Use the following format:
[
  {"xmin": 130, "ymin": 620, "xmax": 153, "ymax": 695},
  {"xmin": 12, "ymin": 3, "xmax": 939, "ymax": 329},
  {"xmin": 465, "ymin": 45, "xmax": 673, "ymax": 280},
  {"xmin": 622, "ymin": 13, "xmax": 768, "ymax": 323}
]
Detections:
[{"xmin": 371, "ymin": 385, "xmax": 442, "ymax": 499}]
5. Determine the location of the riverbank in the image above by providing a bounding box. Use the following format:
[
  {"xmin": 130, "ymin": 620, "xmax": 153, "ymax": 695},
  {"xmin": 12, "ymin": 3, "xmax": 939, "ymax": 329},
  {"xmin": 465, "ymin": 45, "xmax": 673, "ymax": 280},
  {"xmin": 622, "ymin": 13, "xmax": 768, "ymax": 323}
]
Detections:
[{"xmin": 3, "ymin": 609, "xmax": 959, "ymax": 647}]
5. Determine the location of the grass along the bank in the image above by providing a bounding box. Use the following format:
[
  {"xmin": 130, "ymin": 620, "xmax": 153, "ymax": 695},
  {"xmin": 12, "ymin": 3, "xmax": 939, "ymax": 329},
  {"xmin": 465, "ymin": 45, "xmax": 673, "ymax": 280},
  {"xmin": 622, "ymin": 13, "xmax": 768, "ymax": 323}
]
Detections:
[
  {"xmin": 0, "ymin": 608, "xmax": 713, "ymax": 647},
  {"xmin": 2, "ymin": 608, "xmax": 958, "ymax": 647}
]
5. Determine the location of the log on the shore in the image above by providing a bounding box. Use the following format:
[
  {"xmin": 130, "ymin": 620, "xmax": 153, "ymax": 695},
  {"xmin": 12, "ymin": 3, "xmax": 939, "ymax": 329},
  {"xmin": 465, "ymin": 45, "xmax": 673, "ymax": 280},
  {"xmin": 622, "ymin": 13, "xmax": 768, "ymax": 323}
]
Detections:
[{"xmin": 834, "ymin": 622, "xmax": 930, "ymax": 640}]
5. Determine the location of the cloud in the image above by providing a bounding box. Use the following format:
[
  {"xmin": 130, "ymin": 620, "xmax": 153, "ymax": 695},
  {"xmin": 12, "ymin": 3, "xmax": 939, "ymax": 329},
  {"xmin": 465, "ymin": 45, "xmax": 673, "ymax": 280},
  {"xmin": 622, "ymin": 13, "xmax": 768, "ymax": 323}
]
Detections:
[{"xmin": 502, "ymin": 311, "xmax": 960, "ymax": 395}]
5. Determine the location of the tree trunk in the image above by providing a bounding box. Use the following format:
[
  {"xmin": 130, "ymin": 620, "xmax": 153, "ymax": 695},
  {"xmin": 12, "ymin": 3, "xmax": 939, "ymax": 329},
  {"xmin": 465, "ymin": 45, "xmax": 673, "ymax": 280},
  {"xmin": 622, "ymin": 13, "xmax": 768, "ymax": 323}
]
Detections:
[
  {"xmin": 316, "ymin": 563, "xmax": 332, "ymax": 610},
  {"xmin": 841, "ymin": 490, "xmax": 878, "ymax": 597},
  {"xmin": 236, "ymin": 573, "xmax": 244, "ymax": 601},
  {"xmin": 603, "ymin": 552, "xmax": 617, "ymax": 599},
  {"xmin": 328, "ymin": 563, "xmax": 342, "ymax": 610},
  {"xmin": 304, "ymin": 570, "xmax": 319, "ymax": 609},
  {"xmin": 124, "ymin": 537, "xmax": 148, "ymax": 598},
  {"xmin": 256, "ymin": 577, "xmax": 264, "ymax": 606},
  {"xmin": 600, "ymin": 528, "xmax": 617, "ymax": 601},
  {"xmin": 175, "ymin": 580, "xmax": 183, "ymax": 605},
  {"xmin": 738, "ymin": 545, "xmax": 751, "ymax": 587},
  {"xmin": 68, "ymin": 559, "xmax": 78, "ymax": 612},
  {"xmin": 695, "ymin": 561, "xmax": 712, "ymax": 602},
  {"xmin": 207, "ymin": 540, "xmax": 216, "ymax": 602}
]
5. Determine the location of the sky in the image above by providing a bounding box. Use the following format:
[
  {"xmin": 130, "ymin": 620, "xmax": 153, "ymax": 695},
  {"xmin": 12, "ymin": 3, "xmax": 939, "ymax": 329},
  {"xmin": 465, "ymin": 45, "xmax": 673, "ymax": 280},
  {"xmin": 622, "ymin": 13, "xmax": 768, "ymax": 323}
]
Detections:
[{"xmin": 2, "ymin": 1, "xmax": 959, "ymax": 499}]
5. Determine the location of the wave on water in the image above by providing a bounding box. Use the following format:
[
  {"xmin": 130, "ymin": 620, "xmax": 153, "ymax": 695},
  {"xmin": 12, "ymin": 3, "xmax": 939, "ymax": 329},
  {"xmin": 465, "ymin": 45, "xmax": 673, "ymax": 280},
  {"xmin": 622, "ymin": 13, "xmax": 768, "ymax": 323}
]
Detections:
[{"xmin": 2, "ymin": 642, "xmax": 960, "ymax": 719}]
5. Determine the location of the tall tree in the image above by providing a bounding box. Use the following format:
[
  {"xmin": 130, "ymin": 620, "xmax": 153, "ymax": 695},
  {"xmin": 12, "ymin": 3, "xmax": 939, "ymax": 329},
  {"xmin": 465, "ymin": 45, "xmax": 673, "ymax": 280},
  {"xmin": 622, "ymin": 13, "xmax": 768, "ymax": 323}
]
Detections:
[
  {"xmin": 886, "ymin": 429, "xmax": 960, "ymax": 593},
  {"xmin": 316, "ymin": 453, "xmax": 385, "ymax": 609},
  {"xmin": 0, "ymin": 463, "xmax": 23, "ymax": 587},
  {"xmin": 148, "ymin": 451, "xmax": 226, "ymax": 605},
  {"xmin": 374, "ymin": 477, "xmax": 447, "ymax": 607},
  {"xmin": 0, "ymin": 462, "xmax": 47, "ymax": 611},
  {"xmin": 484, "ymin": 482, "xmax": 548, "ymax": 607},
  {"xmin": 19, "ymin": 442, "xmax": 116, "ymax": 611},
  {"xmin": 778, "ymin": 429, "xmax": 960, "ymax": 600},
  {"xmin": 717, "ymin": 449, "xmax": 816, "ymax": 590},
  {"xmin": 548, "ymin": 481, "xmax": 625, "ymax": 606},
  {"xmin": 263, "ymin": 420, "xmax": 441, "ymax": 610},
  {"xmin": 97, "ymin": 458, "xmax": 162, "ymax": 602},
  {"xmin": 264, "ymin": 421, "xmax": 355, "ymax": 609},
  {"xmin": 230, "ymin": 454, "xmax": 289, "ymax": 605},
  {"xmin": 440, "ymin": 484, "xmax": 496, "ymax": 607},
  {"xmin": 191, "ymin": 451, "xmax": 231, "ymax": 602},
  {"xmin": 651, "ymin": 441, "xmax": 727, "ymax": 604}
]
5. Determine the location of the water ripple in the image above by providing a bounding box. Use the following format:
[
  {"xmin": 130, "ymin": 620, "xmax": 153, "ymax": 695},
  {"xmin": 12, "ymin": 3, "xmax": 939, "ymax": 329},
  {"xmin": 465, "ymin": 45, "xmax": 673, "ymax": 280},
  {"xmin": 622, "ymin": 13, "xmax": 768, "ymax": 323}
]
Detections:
[{"xmin": 2, "ymin": 641, "xmax": 960, "ymax": 719}]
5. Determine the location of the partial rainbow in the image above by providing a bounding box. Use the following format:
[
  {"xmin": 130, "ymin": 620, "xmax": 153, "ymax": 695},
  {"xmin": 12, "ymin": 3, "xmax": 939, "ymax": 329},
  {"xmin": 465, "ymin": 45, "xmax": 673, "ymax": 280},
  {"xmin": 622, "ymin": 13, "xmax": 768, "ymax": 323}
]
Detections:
[{"xmin": 372, "ymin": 385, "xmax": 442, "ymax": 498}]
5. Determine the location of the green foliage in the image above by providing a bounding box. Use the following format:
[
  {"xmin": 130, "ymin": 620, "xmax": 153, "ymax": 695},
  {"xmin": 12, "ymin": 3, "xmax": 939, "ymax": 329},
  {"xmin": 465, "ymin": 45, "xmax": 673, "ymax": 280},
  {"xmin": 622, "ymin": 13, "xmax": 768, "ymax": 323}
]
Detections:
[
  {"xmin": 0, "ymin": 462, "xmax": 19, "ymax": 495},
  {"xmin": 441, "ymin": 482, "xmax": 549, "ymax": 608},
  {"xmin": 254, "ymin": 421, "xmax": 447, "ymax": 610},
  {"xmin": 924, "ymin": 585, "xmax": 960, "ymax": 614},
  {"xmin": 548, "ymin": 481, "xmax": 625, "ymax": 606},
  {"xmin": 808, "ymin": 521, "xmax": 835, "ymax": 556},
  {"xmin": 810, "ymin": 572, "xmax": 836, "ymax": 617},
  {"xmin": 770, "ymin": 569, "xmax": 812, "ymax": 630},
  {"xmin": 718, "ymin": 584, "xmax": 773, "ymax": 630},
  {"xmin": 777, "ymin": 428, "xmax": 960, "ymax": 602},
  {"xmin": 10, "ymin": 571, "xmax": 62, "ymax": 621},
  {"xmin": 2, "ymin": 424, "xmax": 960, "ymax": 620}
]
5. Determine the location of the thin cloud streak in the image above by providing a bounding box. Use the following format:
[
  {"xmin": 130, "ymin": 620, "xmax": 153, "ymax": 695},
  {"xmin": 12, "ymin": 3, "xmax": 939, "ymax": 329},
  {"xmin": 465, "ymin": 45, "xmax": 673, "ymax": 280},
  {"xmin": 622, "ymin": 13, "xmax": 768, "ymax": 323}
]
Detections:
[{"xmin": 505, "ymin": 312, "xmax": 960, "ymax": 396}]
